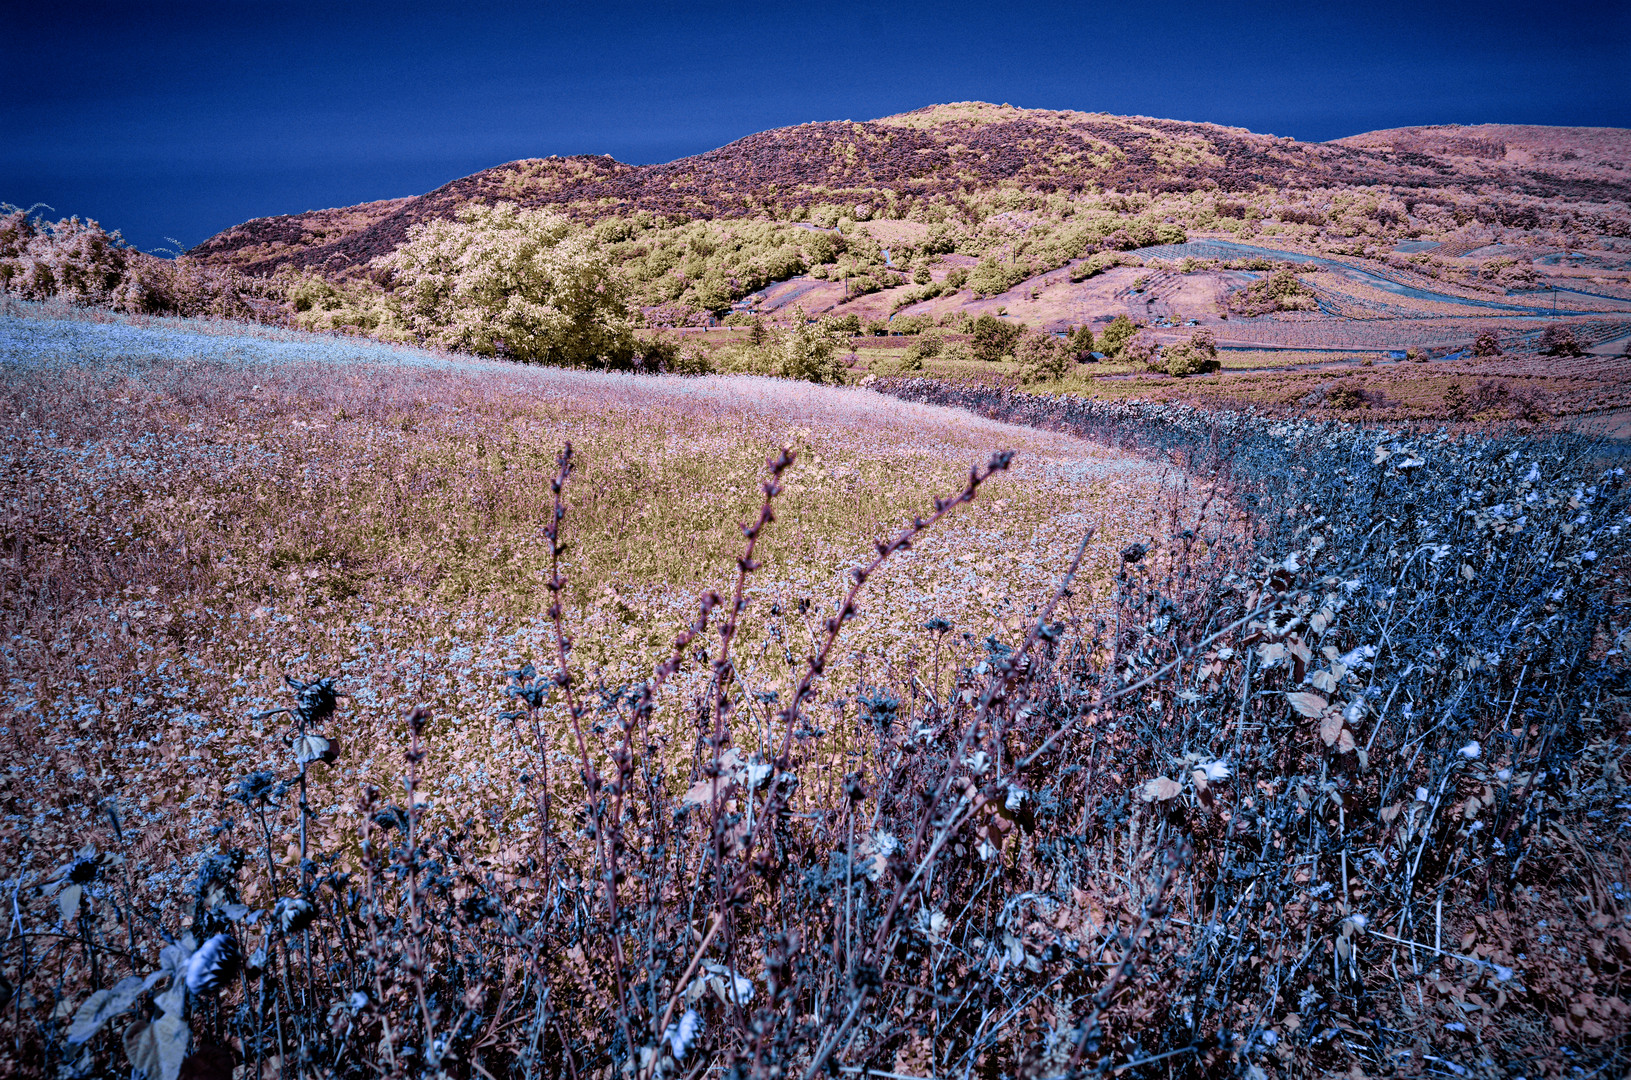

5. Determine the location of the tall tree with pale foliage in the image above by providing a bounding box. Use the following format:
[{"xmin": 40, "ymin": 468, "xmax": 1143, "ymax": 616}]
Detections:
[{"xmin": 375, "ymin": 201, "xmax": 638, "ymax": 368}]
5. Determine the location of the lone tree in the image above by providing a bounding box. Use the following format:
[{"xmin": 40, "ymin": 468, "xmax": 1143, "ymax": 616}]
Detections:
[
  {"xmin": 1538, "ymin": 324, "xmax": 1583, "ymax": 357},
  {"xmin": 970, "ymin": 313, "xmax": 1022, "ymax": 363},
  {"xmin": 1096, "ymin": 314, "xmax": 1140, "ymax": 359},
  {"xmin": 1472, "ymin": 329, "xmax": 1502, "ymax": 357}
]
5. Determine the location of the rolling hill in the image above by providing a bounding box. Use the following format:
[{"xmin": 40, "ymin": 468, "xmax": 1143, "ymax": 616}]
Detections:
[{"xmin": 188, "ymin": 102, "xmax": 1631, "ymax": 277}]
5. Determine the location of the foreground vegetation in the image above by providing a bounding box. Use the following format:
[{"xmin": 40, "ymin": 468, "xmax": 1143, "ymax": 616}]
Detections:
[{"xmin": 2, "ymin": 312, "xmax": 1628, "ymax": 1078}]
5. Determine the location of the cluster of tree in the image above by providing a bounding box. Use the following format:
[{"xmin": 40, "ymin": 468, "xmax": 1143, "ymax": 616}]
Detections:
[
  {"xmin": 708, "ymin": 310, "xmax": 852, "ymax": 382},
  {"xmin": 374, "ymin": 202, "xmax": 640, "ymax": 368},
  {"xmin": 1, "ymin": 204, "xmax": 264, "ymax": 319}
]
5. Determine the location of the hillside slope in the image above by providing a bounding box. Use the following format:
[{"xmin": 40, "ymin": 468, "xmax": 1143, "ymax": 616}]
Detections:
[{"xmin": 189, "ymin": 103, "xmax": 1631, "ymax": 277}]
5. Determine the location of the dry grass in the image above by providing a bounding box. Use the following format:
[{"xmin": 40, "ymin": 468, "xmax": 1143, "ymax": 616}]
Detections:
[
  {"xmin": 0, "ymin": 309, "xmax": 1171, "ymax": 901},
  {"xmin": 7, "ymin": 310, "xmax": 1630, "ymax": 1080}
]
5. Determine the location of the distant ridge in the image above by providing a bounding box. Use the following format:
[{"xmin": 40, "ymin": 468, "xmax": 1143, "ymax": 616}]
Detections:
[{"xmin": 189, "ymin": 102, "xmax": 1631, "ymax": 277}]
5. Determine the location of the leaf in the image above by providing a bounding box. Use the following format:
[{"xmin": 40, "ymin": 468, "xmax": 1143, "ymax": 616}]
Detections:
[
  {"xmin": 1256, "ymin": 642, "xmax": 1287, "ymax": 666},
  {"xmin": 68, "ymin": 976, "xmax": 146, "ymax": 1044},
  {"xmin": 1142, "ymin": 777, "xmax": 1182, "ymax": 802},
  {"xmin": 1286, "ymin": 692, "xmax": 1328, "ymax": 719},
  {"xmin": 1336, "ymin": 728, "xmax": 1357, "ymax": 753},
  {"xmin": 1379, "ymin": 802, "xmax": 1403, "ymax": 824},
  {"xmin": 123, "ymin": 1009, "xmax": 190, "ymax": 1080},
  {"xmin": 1310, "ymin": 669, "xmax": 1337, "ymax": 693},
  {"xmin": 700, "ymin": 962, "xmax": 754, "ymax": 1005},
  {"xmin": 1320, "ymin": 712, "xmax": 1344, "ymax": 747},
  {"xmin": 681, "ymin": 749, "xmax": 744, "ymax": 807},
  {"xmin": 57, "ymin": 883, "xmax": 83, "ymax": 924},
  {"xmin": 292, "ymin": 734, "xmax": 337, "ymax": 765}
]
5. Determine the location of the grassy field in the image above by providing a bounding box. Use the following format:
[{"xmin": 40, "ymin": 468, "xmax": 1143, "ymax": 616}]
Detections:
[
  {"xmin": 1, "ymin": 308, "xmax": 1171, "ymax": 892},
  {"xmin": 5, "ymin": 308, "xmax": 1629, "ymax": 1080}
]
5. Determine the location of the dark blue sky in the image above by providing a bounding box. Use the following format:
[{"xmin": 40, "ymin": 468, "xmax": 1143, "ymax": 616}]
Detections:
[{"xmin": 5, "ymin": 0, "xmax": 1627, "ymax": 252}]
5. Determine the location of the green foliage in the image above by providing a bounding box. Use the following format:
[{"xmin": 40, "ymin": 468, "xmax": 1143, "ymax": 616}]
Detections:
[
  {"xmin": 889, "ymin": 349, "xmax": 926, "ymax": 375},
  {"xmin": 900, "ymin": 331, "xmax": 945, "ymax": 368},
  {"xmin": 825, "ymin": 312, "xmax": 862, "ymax": 336},
  {"xmin": 921, "ymin": 223, "xmax": 960, "ymax": 254},
  {"xmin": 1068, "ymin": 250, "xmax": 1127, "ymax": 282},
  {"xmin": 970, "ymin": 313, "xmax": 1022, "ymax": 362},
  {"xmin": 888, "ymin": 313, "xmax": 935, "ymax": 335},
  {"xmin": 717, "ymin": 313, "xmax": 849, "ymax": 383},
  {"xmin": 968, "ymin": 258, "xmax": 1033, "ymax": 297},
  {"xmin": 283, "ymin": 271, "xmax": 407, "ymax": 339},
  {"xmin": 637, "ymin": 333, "xmax": 715, "ymax": 375},
  {"xmin": 1014, "ymin": 330, "xmax": 1073, "ymax": 383},
  {"xmin": 590, "ymin": 217, "xmax": 872, "ymax": 315},
  {"xmin": 1066, "ymin": 324, "xmax": 1095, "ymax": 358},
  {"xmin": 376, "ymin": 202, "xmax": 638, "ymax": 368},
  {"xmin": 1155, "ymin": 329, "xmax": 1220, "ymax": 376},
  {"xmin": 942, "ymin": 266, "xmax": 969, "ymax": 290},
  {"xmin": 1096, "ymin": 314, "xmax": 1139, "ymax": 358}
]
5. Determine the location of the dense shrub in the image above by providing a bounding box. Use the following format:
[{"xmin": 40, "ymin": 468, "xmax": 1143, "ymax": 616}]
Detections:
[
  {"xmin": 375, "ymin": 202, "xmax": 639, "ymax": 368},
  {"xmin": 968, "ymin": 257, "xmax": 1033, "ymax": 297},
  {"xmin": 1123, "ymin": 328, "xmax": 1162, "ymax": 366},
  {"xmin": 1068, "ymin": 250, "xmax": 1126, "ymax": 282},
  {"xmin": 280, "ymin": 270, "xmax": 406, "ymax": 338},
  {"xmin": 824, "ymin": 312, "xmax": 862, "ymax": 336},
  {"xmin": 1472, "ymin": 328, "xmax": 1503, "ymax": 357},
  {"xmin": 1539, "ymin": 323, "xmax": 1584, "ymax": 357},
  {"xmin": 1013, "ymin": 329, "xmax": 1072, "ymax": 383},
  {"xmin": 718, "ymin": 315, "xmax": 850, "ymax": 382},
  {"xmin": 1096, "ymin": 313, "xmax": 1139, "ymax": 358},
  {"xmin": 636, "ymin": 332, "xmax": 715, "ymax": 374},
  {"xmin": 0, "ymin": 205, "xmax": 259, "ymax": 319},
  {"xmin": 888, "ymin": 313, "xmax": 935, "ymax": 335},
  {"xmin": 969, "ymin": 312, "xmax": 1022, "ymax": 362},
  {"xmin": 0, "ymin": 206, "xmax": 127, "ymax": 304},
  {"xmin": 1227, "ymin": 266, "xmax": 1318, "ymax": 316},
  {"xmin": 1155, "ymin": 328, "xmax": 1220, "ymax": 376}
]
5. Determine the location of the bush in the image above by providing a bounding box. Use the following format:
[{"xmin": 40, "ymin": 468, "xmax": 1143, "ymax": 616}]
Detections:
[
  {"xmin": 968, "ymin": 257, "xmax": 1033, "ymax": 297},
  {"xmin": 0, "ymin": 205, "xmax": 126, "ymax": 304},
  {"xmin": 722, "ymin": 315, "xmax": 849, "ymax": 383},
  {"xmin": 637, "ymin": 333, "xmax": 714, "ymax": 375},
  {"xmin": 1096, "ymin": 314, "xmax": 1139, "ymax": 359},
  {"xmin": 1538, "ymin": 324, "xmax": 1584, "ymax": 357},
  {"xmin": 1013, "ymin": 330, "xmax": 1072, "ymax": 383},
  {"xmin": 375, "ymin": 201, "xmax": 638, "ymax": 368},
  {"xmin": 281, "ymin": 271, "xmax": 404, "ymax": 338},
  {"xmin": 1066, "ymin": 324, "xmax": 1095, "ymax": 358},
  {"xmin": 0, "ymin": 204, "xmax": 261, "ymax": 320},
  {"xmin": 942, "ymin": 266, "xmax": 969, "ymax": 290},
  {"xmin": 825, "ymin": 312, "xmax": 862, "ymax": 336},
  {"xmin": 1472, "ymin": 329, "xmax": 1502, "ymax": 357},
  {"xmin": 906, "ymin": 331, "xmax": 944, "ymax": 360},
  {"xmin": 1227, "ymin": 266, "xmax": 1317, "ymax": 315},
  {"xmin": 1156, "ymin": 328, "xmax": 1219, "ymax": 376},
  {"xmin": 1323, "ymin": 380, "xmax": 1365, "ymax": 410},
  {"xmin": 1124, "ymin": 329, "xmax": 1161, "ymax": 366},
  {"xmin": 970, "ymin": 313, "xmax": 1022, "ymax": 362},
  {"xmin": 888, "ymin": 313, "xmax": 934, "ymax": 335}
]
